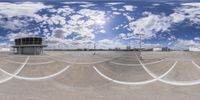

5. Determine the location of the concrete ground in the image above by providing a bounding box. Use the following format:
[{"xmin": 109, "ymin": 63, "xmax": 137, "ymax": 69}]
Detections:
[{"xmin": 0, "ymin": 51, "xmax": 200, "ymax": 100}]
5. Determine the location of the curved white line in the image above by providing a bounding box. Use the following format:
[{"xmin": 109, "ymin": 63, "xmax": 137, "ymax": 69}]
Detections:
[
  {"xmin": 109, "ymin": 58, "xmax": 165, "ymax": 66},
  {"xmin": 3, "ymin": 59, "xmax": 55, "ymax": 65},
  {"xmin": 136, "ymin": 54, "xmax": 200, "ymax": 86},
  {"xmin": 5, "ymin": 55, "xmax": 49, "ymax": 58},
  {"xmin": 0, "ymin": 56, "xmax": 30, "ymax": 83},
  {"xmin": 0, "ymin": 65, "xmax": 70, "ymax": 81},
  {"xmin": 93, "ymin": 61, "xmax": 177, "ymax": 85}
]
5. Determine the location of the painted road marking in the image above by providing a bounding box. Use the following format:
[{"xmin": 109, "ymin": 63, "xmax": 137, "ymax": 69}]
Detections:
[
  {"xmin": 93, "ymin": 60, "xmax": 177, "ymax": 85},
  {"xmin": 109, "ymin": 58, "xmax": 165, "ymax": 66},
  {"xmin": 0, "ymin": 56, "xmax": 29, "ymax": 83},
  {"xmin": 0, "ymin": 65, "xmax": 70, "ymax": 81},
  {"xmin": 192, "ymin": 60, "xmax": 200, "ymax": 70},
  {"xmin": 49, "ymin": 55, "xmax": 120, "ymax": 65},
  {"xmin": 3, "ymin": 59, "xmax": 55, "ymax": 65},
  {"xmin": 136, "ymin": 53, "xmax": 200, "ymax": 86}
]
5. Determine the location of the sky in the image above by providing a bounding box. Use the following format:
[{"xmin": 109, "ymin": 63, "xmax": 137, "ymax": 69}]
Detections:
[{"xmin": 0, "ymin": 0, "xmax": 200, "ymax": 50}]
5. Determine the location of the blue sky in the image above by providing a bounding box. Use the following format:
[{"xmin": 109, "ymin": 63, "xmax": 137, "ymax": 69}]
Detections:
[{"xmin": 0, "ymin": 1, "xmax": 200, "ymax": 50}]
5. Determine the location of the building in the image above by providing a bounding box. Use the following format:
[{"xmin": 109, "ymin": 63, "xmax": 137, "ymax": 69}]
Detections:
[
  {"xmin": 0, "ymin": 47, "xmax": 10, "ymax": 52},
  {"xmin": 126, "ymin": 46, "xmax": 131, "ymax": 51},
  {"xmin": 189, "ymin": 47, "xmax": 200, "ymax": 52},
  {"xmin": 153, "ymin": 47, "xmax": 170, "ymax": 52},
  {"xmin": 12, "ymin": 37, "xmax": 47, "ymax": 55},
  {"xmin": 0, "ymin": 44, "xmax": 10, "ymax": 52},
  {"xmin": 153, "ymin": 47, "xmax": 162, "ymax": 51}
]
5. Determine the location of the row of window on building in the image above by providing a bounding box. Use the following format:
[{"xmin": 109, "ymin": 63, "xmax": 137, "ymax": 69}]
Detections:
[{"xmin": 15, "ymin": 37, "xmax": 42, "ymax": 45}]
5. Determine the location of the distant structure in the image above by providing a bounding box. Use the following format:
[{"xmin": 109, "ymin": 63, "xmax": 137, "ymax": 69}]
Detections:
[
  {"xmin": 153, "ymin": 47, "xmax": 162, "ymax": 51},
  {"xmin": 189, "ymin": 47, "xmax": 200, "ymax": 52},
  {"xmin": 126, "ymin": 46, "xmax": 131, "ymax": 51},
  {"xmin": 153, "ymin": 47, "xmax": 170, "ymax": 52},
  {"xmin": 0, "ymin": 44, "xmax": 10, "ymax": 52},
  {"xmin": 0, "ymin": 47, "xmax": 10, "ymax": 52},
  {"xmin": 12, "ymin": 37, "xmax": 47, "ymax": 55}
]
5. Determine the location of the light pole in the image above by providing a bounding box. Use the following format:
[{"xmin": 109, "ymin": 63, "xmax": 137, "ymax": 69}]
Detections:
[
  {"xmin": 136, "ymin": 33, "xmax": 145, "ymax": 59},
  {"xmin": 93, "ymin": 42, "xmax": 96, "ymax": 55},
  {"xmin": 128, "ymin": 39, "xmax": 131, "ymax": 51}
]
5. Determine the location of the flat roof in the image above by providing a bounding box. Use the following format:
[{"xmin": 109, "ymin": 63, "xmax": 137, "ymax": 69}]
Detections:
[
  {"xmin": 12, "ymin": 45, "xmax": 47, "ymax": 47},
  {"xmin": 15, "ymin": 36, "xmax": 43, "ymax": 40}
]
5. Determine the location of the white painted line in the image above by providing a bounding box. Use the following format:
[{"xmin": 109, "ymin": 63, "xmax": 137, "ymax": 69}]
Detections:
[
  {"xmin": 5, "ymin": 55, "xmax": 50, "ymax": 58},
  {"xmin": 49, "ymin": 55, "xmax": 120, "ymax": 65},
  {"xmin": 192, "ymin": 60, "xmax": 200, "ymax": 70},
  {"xmin": 165, "ymin": 58, "xmax": 192, "ymax": 61},
  {"xmin": 3, "ymin": 59, "xmax": 56, "ymax": 65},
  {"xmin": 136, "ymin": 53, "xmax": 200, "ymax": 86},
  {"xmin": 109, "ymin": 58, "xmax": 165, "ymax": 66},
  {"xmin": 93, "ymin": 61, "xmax": 177, "ymax": 85},
  {"xmin": 0, "ymin": 65, "xmax": 70, "ymax": 81},
  {"xmin": 0, "ymin": 56, "xmax": 30, "ymax": 83}
]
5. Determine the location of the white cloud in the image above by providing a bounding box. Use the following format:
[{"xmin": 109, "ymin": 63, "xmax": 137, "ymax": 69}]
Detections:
[
  {"xmin": 112, "ymin": 24, "xmax": 125, "ymax": 31},
  {"xmin": 38, "ymin": 7, "xmax": 107, "ymax": 48},
  {"xmin": 123, "ymin": 13, "xmax": 134, "ymax": 21},
  {"xmin": 0, "ymin": 2, "xmax": 52, "ymax": 18},
  {"xmin": 2, "ymin": 2, "xmax": 200, "ymax": 50},
  {"xmin": 0, "ymin": 2, "xmax": 53, "ymax": 31},
  {"xmin": 99, "ymin": 30, "xmax": 106, "ymax": 33},
  {"xmin": 152, "ymin": 3, "xmax": 160, "ymax": 6},
  {"xmin": 143, "ymin": 43, "xmax": 162, "ymax": 48},
  {"xmin": 171, "ymin": 3, "xmax": 200, "ymax": 25},
  {"xmin": 57, "ymin": 6, "xmax": 75, "ymax": 15},
  {"xmin": 52, "ymin": 28, "xmax": 67, "ymax": 39},
  {"xmin": 63, "ymin": 2, "xmax": 91, "ymax": 4},
  {"xmin": 172, "ymin": 39, "xmax": 200, "ymax": 50},
  {"xmin": 47, "ymin": 15, "xmax": 66, "ymax": 25},
  {"xmin": 113, "ymin": 12, "xmax": 121, "ymax": 15},
  {"xmin": 119, "ymin": 33, "xmax": 129, "ymax": 40},
  {"xmin": 168, "ymin": 35, "xmax": 176, "ymax": 41},
  {"xmin": 106, "ymin": 2, "xmax": 124, "ymax": 6},
  {"xmin": 169, "ymin": 13, "xmax": 185, "ymax": 23},
  {"xmin": 7, "ymin": 32, "xmax": 38, "ymax": 41},
  {"xmin": 181, "ymin": 3, "xmax": 200, "ymax": 6},
  {"xmin": 194, "ymin": 37, "xmax": 200, "ymax": 41},
  {"xmin": 128, "ymin": 13, "xmax": 171, "ymax": 39},
  {"xmin": 121, "ymin": 3, "xmax": 200, "ymax": 40},
  {"xmin": 110, "ymin": 7, "xmax": 118, "ymax": 11},
  {"xmin": 166, "ymin": 3, "xmax": 175, "ymax": 6},
  {"xmin": 45, "ymin": 8, "xmax": 107, "ymax": 47},
  {"xmin": 80, "ymin": 3, "xmax": 96, "ymax": 8},
  {"xmin": 78, "ymin": 9, "xmax": 106, "ymax": 25},
  {"xmin": 123, "ymin": 5, "xmax": 136, "ymax": 11},
  {"xmin": 97, "ymin": 39, "xmax": 125, "ymax": 49},
  {"xmin": 0, "ymin": 19, "xmax": 27, "ymax": 30}
]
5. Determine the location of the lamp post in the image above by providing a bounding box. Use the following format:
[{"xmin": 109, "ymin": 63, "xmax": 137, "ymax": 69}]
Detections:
[
  {"xmin": 136, "ymin": 33, "xmax": 145, "ymax": 59},
  {"xmin": 93, "ymin": 42, "xmax": 96, "ymax": 55},
  {"xmin": 128, "ymin": 39, "xmax": 131, "ymax": 51}
]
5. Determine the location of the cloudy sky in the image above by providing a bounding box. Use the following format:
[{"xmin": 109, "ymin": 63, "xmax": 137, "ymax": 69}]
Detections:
[{"xmin": 0, "ymin": 1, "xmax": 200, "ymax": 50}]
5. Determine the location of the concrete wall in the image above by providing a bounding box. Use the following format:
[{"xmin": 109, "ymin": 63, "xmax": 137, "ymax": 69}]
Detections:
[
  {"xmin": 153, "ymin": 48, "xmax": 162, "ymax": 51},
  {"xmin": 0, "ymin": 48, "xmax": 10, "ymax": 52},
  {"xmin": 189, "ymin": 47, "xmax": 200, "ymax": 51},
  {"xmin": 17, "ymin": 47, "xmax": 43, "ymax": 55}
]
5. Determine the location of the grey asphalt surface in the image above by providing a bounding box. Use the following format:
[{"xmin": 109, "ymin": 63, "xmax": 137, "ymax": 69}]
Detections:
[{"xmin": 0, "ymin": 51, "xmax": 200, "ymax": 100}]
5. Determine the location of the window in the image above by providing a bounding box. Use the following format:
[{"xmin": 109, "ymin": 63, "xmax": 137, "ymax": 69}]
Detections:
[{"xmin": 30, "ymin": 38, "xmax": 33, "ymax": 44}]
